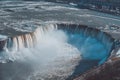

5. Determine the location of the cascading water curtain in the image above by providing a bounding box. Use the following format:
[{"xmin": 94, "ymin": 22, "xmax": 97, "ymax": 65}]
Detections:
[{"xmin": 0, "ymin": 24, "xmax": 114, "ymax": 80}]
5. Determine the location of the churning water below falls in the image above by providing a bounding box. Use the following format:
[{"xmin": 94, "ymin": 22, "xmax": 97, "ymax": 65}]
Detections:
[{"xmin": 0, "ymin": 24, "xmax": 113, "ymax": 80}]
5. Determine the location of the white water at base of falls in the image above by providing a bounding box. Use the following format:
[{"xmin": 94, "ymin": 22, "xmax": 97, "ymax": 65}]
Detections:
[{"xmin": 0, "ymin": 25, "xmax": 81, "ymax": 80}]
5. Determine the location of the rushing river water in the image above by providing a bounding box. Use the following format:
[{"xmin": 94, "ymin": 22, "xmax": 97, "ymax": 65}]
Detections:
[{"xmin": 0, "ymin": 1, "xmax": 120, "ymax": 80}]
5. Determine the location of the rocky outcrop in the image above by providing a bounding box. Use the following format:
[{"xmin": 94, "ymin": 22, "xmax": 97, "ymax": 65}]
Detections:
[{"xmin": 74, "ymin": 57, "xmax": 120, "ymax": 80}]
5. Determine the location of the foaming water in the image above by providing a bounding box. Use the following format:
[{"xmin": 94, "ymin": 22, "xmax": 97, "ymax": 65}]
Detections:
[
  {"xmin": 0, "ymin": 25, "xmax": 81, "ymax": 80},
  {"xmin": 23, "ymin": 29, "xmax": 80, "ymax": 80}
]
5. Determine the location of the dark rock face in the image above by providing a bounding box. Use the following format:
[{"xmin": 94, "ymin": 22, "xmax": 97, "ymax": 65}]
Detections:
[
  {"xmin": 0, "ymin": 40, "xmax": 6, "ymax": 50},
  {"xmin": 74, "ymin": 59, "xmax": 120, "ymax": 80}
]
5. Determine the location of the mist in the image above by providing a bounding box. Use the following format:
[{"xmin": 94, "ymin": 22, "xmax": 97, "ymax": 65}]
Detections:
[{"xmin": 0, "ymin": 26, "xmax": 81, "ymax": 80}]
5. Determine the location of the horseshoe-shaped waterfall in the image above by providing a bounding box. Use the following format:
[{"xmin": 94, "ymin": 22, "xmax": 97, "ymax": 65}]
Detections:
[
  {"xmin": 0, "ymin": 1, "xmax": 120, "ymax": 80},
  {"xmin": 0, "ymin": 24, "xmax": 114, "ymax": 80}
]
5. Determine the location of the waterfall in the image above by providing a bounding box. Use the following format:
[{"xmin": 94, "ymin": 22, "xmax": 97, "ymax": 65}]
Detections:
[
  {"xmin": 0, "ymin": 24, "xmax": 114, "ymax": 63},
  {"xmin": 0, "ymin": 23, "xmax": 115, "ymax": 80},
  {"xmin": 3, "ymin": 24, "xmax": 56, "ymax": 51},
  {"xmin": 0, "ymin": 25, "xmax": 61, "ymax": 62},
  {"xmin": 57, "ymin": 24, "xmax": 114, "ymax": 65}
]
